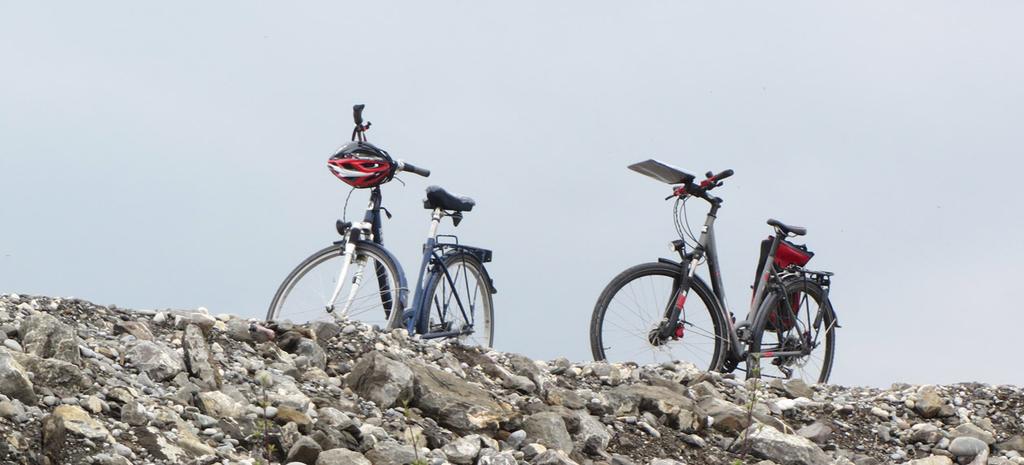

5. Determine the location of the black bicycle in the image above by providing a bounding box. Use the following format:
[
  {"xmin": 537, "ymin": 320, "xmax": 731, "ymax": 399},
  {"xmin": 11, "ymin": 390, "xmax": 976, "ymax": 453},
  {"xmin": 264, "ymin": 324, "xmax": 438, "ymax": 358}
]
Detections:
[
  {"xmin": 267, "ymin": 105, "xmax": 496, "ymax": 348},
  {"xmin": 590, "ymin": 160, "xmax": 837, "ymax": 383}
]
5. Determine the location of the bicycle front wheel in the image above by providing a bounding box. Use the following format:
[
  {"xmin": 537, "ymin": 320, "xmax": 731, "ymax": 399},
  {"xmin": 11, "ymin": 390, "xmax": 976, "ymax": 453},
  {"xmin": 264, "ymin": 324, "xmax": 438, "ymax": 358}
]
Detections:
[
  {"xmin": 421, "ymin": 253, "xmax": 494, "ymax": 348},
  {"xmin": 746, "ymin": 277, "xmax": 836, "ymax": 384},
  {"xmin": 590, "ymin": 262, "xmax": 727, "ymax": 371},
  {"xmin": 267, "ymin": 241, "xmax": 405, "ymax": 329}
]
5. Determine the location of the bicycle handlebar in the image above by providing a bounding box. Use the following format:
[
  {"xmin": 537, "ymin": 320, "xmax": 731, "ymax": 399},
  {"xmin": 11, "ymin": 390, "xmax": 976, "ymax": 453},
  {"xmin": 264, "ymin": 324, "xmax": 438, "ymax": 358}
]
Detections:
[
  {"xmin": 353, "ymin": 104, "xmax": 365, "ymax": 125},
  {"xmin": 397, "ymin": 160, "xmax": 430, "ymax": 177},
  {"xmin": 710, "ymin": 169, "xmax": 734, "ymax": 182}
]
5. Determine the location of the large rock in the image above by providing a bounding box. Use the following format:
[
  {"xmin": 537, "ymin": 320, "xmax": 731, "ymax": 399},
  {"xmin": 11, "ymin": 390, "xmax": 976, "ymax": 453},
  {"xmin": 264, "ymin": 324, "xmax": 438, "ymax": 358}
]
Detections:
[
  {"xmin": 182, "ymin": 323, "xmax": 220, "ymax": 389},
  {"xmin": 40, "ymin": 414, "xmax": 65, "ymax": 464},
  {"xmin": 363, "ymin": 440, "xmax": 418, "ymax": 465},
  {"xmin": 317, "ymin": 448, "xmax": 371, "ymax": 465},
  {"xmin": 346, "ymin": 351, "xmax": 413, "ymax": 409},
  {"xmin": 575, "ymin": 412, "xmax": 612, "ymax": 455},
  {"xmin": 113, "ymin": 320, "xmax": 154, "ymax": 341},
  {"xmin": 20, "ymin": 313, "xmax": 81, "ymax": 364},
  {"xmin": 699, "ymin": 397, "xmax": 750, "ymax": 434},
  {"xmin": 914, "ymin": 388, "xmax": 946, "ymax": 419},
  {"xmin": 0, "ymin": 348, "xmax": 36, "ymax": 404},
  {"xmin": 11, "ymin": 352, "xmax": 86, "ymax": 395},
  {"xmin": 197, "ymin": 391, "xmax": 244, "ymax": 418},
  {"xmin": 53, "ymin": 405, "xmax": 112, "ymax": 441},
  {"xmin": 524, "ymin": 411, "xmax": 574, "ymax": 453},
  {"xmin": 441, "ymin": 435, "xmax": 482, "ymax": 464},
  {"xmin": 951, "ymin": 423, "xmax": 996, "ymax": 445},
  {"xmin": 135, "ymin": 426, "xmax": 187, "ymax": 462},
  {"xmin": 995, "ymin": 435, "xmax": 1024, "ymax": 453},
  {"xmin": 948, "ymin": 436, "xmax": 988, "ymax": 457},
  {"xmin": 287, "ymin": 436, "xmax": 323, "ymax": 464},
  {"xmin": 407, "ymin": 361, "xmax": 513, "ymax": 433},
  {"xmin": 739, "ymin": 424, "xmax": 831, "ymax": 465},
  {"xmin": 126, "ymin": 341, "xmax": 184, "ymax": 382},
  {"xmin": 796, "ymin": 420, "xmax": 833, "ymax": 445}
]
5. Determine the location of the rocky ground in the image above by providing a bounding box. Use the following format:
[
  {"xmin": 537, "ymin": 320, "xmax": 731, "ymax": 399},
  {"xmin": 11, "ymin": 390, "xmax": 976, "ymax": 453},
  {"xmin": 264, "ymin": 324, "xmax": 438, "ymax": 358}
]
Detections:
[{"xmin": 0, "ymin": 294, "xmax": 1022, "ymax": 465}]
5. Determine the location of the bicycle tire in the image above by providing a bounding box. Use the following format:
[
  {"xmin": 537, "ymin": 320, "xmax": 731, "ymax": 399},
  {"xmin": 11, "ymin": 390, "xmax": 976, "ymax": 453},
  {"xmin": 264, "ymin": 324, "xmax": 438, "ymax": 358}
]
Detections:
[
  {"xmin": 746, "ymin": 276, "xmax": 836, "ymax": 383},
  {"xmin": 266, "ymin": 241, "xmax": 406, "ymax": 329},
  {"xmin": 420, "ymin": 252, "xmax": 494, "ymax": 348},
  {"xmin": 590, "ymin": 262, "xmax": 728, "ymax": 371}
]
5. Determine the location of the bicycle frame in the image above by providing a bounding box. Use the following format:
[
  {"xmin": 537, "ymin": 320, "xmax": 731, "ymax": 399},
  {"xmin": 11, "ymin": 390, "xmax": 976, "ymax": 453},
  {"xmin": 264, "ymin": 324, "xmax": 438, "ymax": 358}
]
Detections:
[
  {"xmin": 324, "ymin": 187, "xmax": 481, "ymax": 338},
  {"xmin": 661, "ymin": 199, "xmax": 789, "ymax": 364}
]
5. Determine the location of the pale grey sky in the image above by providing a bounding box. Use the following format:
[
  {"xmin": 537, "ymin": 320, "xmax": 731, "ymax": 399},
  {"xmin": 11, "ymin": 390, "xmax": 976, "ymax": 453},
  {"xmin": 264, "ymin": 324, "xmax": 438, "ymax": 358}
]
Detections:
[{"xmin": 1, "ymin": 2, "xmax": 1022, "ymax": 387}]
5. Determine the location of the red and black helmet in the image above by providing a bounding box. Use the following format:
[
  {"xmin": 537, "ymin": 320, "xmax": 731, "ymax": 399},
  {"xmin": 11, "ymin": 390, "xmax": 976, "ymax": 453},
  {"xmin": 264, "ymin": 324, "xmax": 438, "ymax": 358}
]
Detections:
[{"xmin": 327, "ymin": 141, "xmax": 396, "ymax": 189}]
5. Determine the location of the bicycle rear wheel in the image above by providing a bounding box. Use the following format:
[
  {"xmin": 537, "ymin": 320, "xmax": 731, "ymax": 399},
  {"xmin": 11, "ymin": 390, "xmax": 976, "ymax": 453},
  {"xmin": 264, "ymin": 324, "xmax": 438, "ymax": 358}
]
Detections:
[
  {"xmin": 746, "ymin": 277, "xmax": 836, "ymax": 383},
  {"xmin": 267, "ymin": 241, "xmax": 405, "ymax": 329},
  {"xmin": 590, "ymin": 262, "xmax": 727, "ymax": 371},
  {"xmin": 420, "ymin": 253, "xmax": 494, "ymax": 348}
]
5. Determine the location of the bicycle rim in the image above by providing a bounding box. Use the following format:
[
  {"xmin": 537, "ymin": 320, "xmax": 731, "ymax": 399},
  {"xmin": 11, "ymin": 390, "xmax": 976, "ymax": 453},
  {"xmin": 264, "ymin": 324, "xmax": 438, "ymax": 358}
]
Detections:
[
  {"xmin": 748, "ymin": 279, "xmax": 835, "ymax": 383},
  {"xmin": 267, "ymin": 243, "xmax": 404, "ymax": 329},
  {"xmin": 592, "ymin": 263, "xmax": 724, "ymax": 370},
  {"xmin": 423, "ymin": 254, "xmax": 494, "ymax": 348}
]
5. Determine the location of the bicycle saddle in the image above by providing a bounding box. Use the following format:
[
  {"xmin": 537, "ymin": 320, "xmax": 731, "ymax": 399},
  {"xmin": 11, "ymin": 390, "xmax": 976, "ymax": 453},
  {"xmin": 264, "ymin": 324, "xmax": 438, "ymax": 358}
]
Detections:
[
  {"xmin": 424, "ymin": 185, "xmax": 475, "ymax": 212},
  {"xmin": 767, "ymin": 218, "xmax": 807, "ymax": 236}
]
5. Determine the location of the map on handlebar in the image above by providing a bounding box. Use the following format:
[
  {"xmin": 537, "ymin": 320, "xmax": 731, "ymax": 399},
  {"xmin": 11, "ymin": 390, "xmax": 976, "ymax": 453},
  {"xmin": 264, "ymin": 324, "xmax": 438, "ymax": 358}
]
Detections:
[{"xmin": 628, "ymin": 159, "xmax": 696, "ymax": 185}]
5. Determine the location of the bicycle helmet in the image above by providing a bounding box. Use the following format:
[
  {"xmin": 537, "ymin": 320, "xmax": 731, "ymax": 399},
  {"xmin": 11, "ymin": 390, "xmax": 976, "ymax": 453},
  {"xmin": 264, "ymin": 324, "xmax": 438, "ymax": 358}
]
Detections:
[{"xmin": 327, "ymin": 141, "xmax": 396, "ymax": 188}]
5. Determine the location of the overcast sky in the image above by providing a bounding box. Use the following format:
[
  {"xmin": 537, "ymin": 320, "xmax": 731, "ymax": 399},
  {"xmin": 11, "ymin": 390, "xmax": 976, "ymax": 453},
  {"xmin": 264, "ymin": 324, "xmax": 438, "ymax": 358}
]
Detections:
[{"xmin": 2, "ymin": 2, "xmax": 1022, "ymax": 388}]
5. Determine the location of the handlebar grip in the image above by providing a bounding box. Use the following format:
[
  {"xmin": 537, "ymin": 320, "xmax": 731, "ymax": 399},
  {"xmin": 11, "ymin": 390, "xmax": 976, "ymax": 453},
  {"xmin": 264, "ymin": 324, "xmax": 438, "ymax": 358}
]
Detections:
[
  {"xmin": 713, "ymin": 169, "xmax": 734, "ymax": 181},
  {"xmin": 353, "ymin": 104, "xmax": 365, "ymax": 125},
  {"xmin": 400, "ymin": 161, "xmax": 430, "ymax": 177}
]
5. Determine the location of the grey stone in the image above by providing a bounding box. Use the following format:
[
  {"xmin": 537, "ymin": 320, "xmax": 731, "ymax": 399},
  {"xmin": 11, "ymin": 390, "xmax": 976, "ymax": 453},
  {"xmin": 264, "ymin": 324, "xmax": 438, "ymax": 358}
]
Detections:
[
  {"xmin": 950, "ymin": 423, "xmax": 995, "ymax": 445},
  {"xmin": 796, "ymin": 420, "xmax": 833, "ymax": 445},
  {"xmin": 0, "ymin": 348, "xmax": 36, "ymax": 404},
  {"xmin": 522, "ymin": 443, "xmax": 547, "ymax": 461},
  {"xmin": 113, "ymin": 320, "xmax": 154, "ymax": 341},
  {"xmin": 311, "ymin": 321, "xmax": 342, "ymax": 343},
  {"xmin": 575, "ymin": 412, "xmax": 611, "ymax": 455},
  {"xmin": 699, "ymin": 397, "xmax": 750, "ymax": 435},
  {"xmin": 2, "ymin": 339, "xmax": 22, "ymax": 352},
  {"xmin": 20, "ymin": 312, "xmax": 81, "ymax": 364},
  {"xmin": 781, "ymin": 379, "xmax": 814, "ymax": 399},
  {"xmin": 364, "ymin": 440, "xmax": 418, "ymax": 465},
  {"xmin": 12, "ymin": 351, "xmax": 87, "ymax": 395},
  {"xmin": 182, "ymin": 323, "xmax": 220, "ymax": 389},
  {"xmin": 524, "ymin": 411, "xmax": 574, "ymax": 453},
  {"xmin": 909, "ymin": 423, "xmax": 943, "ymax": 445},
  {"xmin": 532, "ymin": 449, "xmax": 579, "ymax": 465},
  {"xmin": 346, "ymin": 351, "xmax": 413, "ymax": 409},
  {"xmin": 317, "ymin": 448, "xmax": 371, "ymax": 465},
  {"xmin": 53, "ymin": 404, "xmax": 111, "ymax": 441},
  {"xmin": 478, "ymin": 450, "xmax": 518, "ymax": 465},
  {"xmin": 126, "ymin": 341, "xmax": 184, "ymax": 382},
  {"xmin": 197, "ymin": 391, "xmax": 244, "ymax": 418},
  {"xmin": 995, "ymin": 435, "xmax": 1024, "ymax": 453},
  {"xmin": 295, "ymin": 337, "xmax": 327, "ymax": 370},
  {"xmin": 739, "ymin": 424, "xmax": 831, "ymax": 465},
  {"xmin": 904, "ymin": 457, "xmax": 952, "ymax": 465},
  {"xmin": 408, "ymin": 361, "xmax": 512, "ymax": 433},
  {"xmin": 442, "ymin": 435, "xmax": 482, "ymax": 464},
  {"xmin": 506, "ymin": 429, "xmax": 527, "ymax": 449},
  {"xmin": 120, "ymin": 400, "xmax": 148, "ymax": 426},
  {"xmin": 287, "ymin": 436, "xmax": 323, "ymax": 465},
  {"xmin": 948, "ymin": 436, "xmax": 988, "ymax": 457},
  {"xmin": 914, "ymin": 389, "xmax": 946, "ymax": 419}
]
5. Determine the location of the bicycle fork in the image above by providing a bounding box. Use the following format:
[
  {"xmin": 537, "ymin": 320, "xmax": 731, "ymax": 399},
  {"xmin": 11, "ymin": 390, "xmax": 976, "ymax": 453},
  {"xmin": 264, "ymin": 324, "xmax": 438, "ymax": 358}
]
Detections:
[
  {"xmin": 650, "ymin": 257, "xmax": 699, "ymax": 346},
  {"xmin": 326, "ymin": 222, "xmax": 373, "ymax": 319}
]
